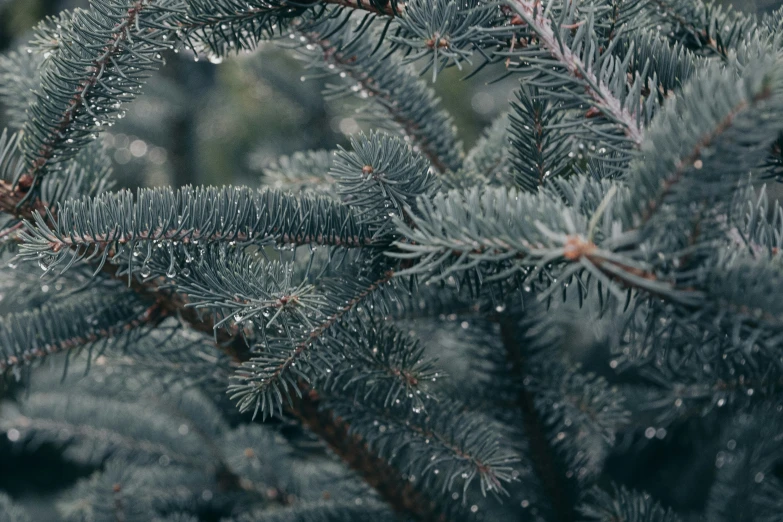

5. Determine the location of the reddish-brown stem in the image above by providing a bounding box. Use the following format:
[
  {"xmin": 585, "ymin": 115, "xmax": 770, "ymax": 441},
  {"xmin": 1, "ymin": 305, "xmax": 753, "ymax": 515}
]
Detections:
[
  {"xmin": 290, "ymin": 388, "xmax": 445, "ymax": 521},
  {"xmin": 43, "ymin": 227, "xmax": 371, "ymax": 252}
]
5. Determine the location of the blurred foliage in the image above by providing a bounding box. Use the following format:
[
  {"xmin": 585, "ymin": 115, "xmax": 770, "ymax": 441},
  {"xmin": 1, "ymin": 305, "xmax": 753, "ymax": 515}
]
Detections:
[{"xmin": 0, "ymin": 0, "xmax": 516, "ymax": 192}]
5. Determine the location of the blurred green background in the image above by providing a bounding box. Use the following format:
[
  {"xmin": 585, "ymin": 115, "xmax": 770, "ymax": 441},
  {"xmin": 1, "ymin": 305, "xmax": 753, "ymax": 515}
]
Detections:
[
  {"xmin": 0, "ymin": 0, "xmax": 517, "ymax": 190},
  {"xmin": 0, "ymin": 0, "xmax": 775, "ymax": 194}
]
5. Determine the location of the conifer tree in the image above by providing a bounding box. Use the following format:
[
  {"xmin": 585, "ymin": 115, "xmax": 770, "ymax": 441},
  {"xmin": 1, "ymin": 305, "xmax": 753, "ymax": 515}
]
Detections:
[{"xmin": 1, "ymin": 0, "xmax": 783, "ymax": 521}]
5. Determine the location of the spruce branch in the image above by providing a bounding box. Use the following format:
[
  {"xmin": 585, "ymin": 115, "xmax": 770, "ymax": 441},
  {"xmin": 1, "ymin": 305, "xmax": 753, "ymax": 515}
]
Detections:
[
  {"xmin": 531, "ymin": 366, "xmax": 630, "ymax": 485},
  {"xmin": 626, "ymin": 55, "xmax": 783, "ymax": 229},
  {"xmin": 389, "ymin": 0, "xmax": 503, "ymax": 80},
  {"xmin": 0, "ymin": 130, "xmax": 114, "ymax": 229},
  {"xmin": 170, "ymin": 0, "xmax": 405, "ymax": 56},
  {"xmin": 21, "ymin": 0, "xmax": 176, "ymax": 181},
  {"xmin": 293, "ymin": 12, "xmax": 464, "ymax": 173},
  {"xmin": 578, "ymin": 484, "xmax": 682, "ymax": 522},
  {"xmin": 509, "ymin": 86, "xmax": 573, "ymax": 192},
  {"xmin": 0, "ymin": 294, "xmax": 163, "ymax": 375},
  {"xmin": 333, "ymin": 132, "xmax": 438, "ymax": 235},
  {"xmin": 130, "ymin": 261, "xmax": 458, "ymax": 521},
  {"xmin": 229, "ymin": 267, "xmax": 396, "ymax": 418},
  {"xmin": 505, "ymin": 0, "xmax": 646, "ymax": 148},
  {"xmin": 17, "ymin": 186, "xmax": 374, "ymax": 276},
  {"xmin": 0, "ymin": 49, "xmax": 42, "ymax": 130},
  {"xmin": 323, "ymin": 388, "xmax": 520, "ymax": 499},
  {"xmin": 595, "ymin": 0, "xmax": 652, "ymax": 47},
  {"xmin": 259, "ymin": 149, "xmax": 338, "ymax": 195},
  {"xmin": 615, "ymin": 30, "xmax": 697, "ymax": 100},
  {"xmin": 318, "ymin": 318, "xmax": 439, "ymax": 408},
  {"xmin": 462, "ymin": 112, "xmax": 514, "ymax": 186},
  {"xmin": 706, "ymin": 401, "xmax": 783, "ymax": 522},
  {"xmin": 1, "ymin": 392, "xmax": 214, "ymax": 467},
  {"xmin": 646, "ymin": 0, "xmax": 757, "ymax": 59},
  {"xmin": 290, "ymin": 387, "xmax": 447, "ymax": 522},
  {"xmin": 392, "ymin": 182, "xmax": 686, "ymax": 302},
  {"xmin": 171, "ymin": 249, "xmax": 325, "ymax": 333}
]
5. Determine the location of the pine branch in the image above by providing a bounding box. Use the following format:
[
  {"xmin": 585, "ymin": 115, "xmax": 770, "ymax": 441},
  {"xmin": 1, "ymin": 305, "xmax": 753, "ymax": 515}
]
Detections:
[
  {"xmin": 505, "ymin": 0, "xmax": 646, "ymax": 148},
  {"xmin": 18, "ymin": 186, "xmax": 374, "ymax": 275},
  {"xmin": 294, "ymin": 12, "xmax": 464, "ymax": 173},
  {"xmin": 626, "ymin": 55, "xmax": 783, "ymax": 229},
  {"xmin": 21, "ymin": 0, "xmax": 176, "ymax": 181},
  {"xmin": 0, "ymin": 294, "xmax": 163, "ymax": 375}
]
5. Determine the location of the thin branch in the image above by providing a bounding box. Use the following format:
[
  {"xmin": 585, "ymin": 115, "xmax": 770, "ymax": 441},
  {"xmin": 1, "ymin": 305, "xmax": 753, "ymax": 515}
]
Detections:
[
  {"xmin": 0, "ymin": 300, "xmax": 165, "ymax": 373},
  {"xmin": 299, "ymin": 30, "xmax": 453, "ymax": 173},
  {"xmin": 291, "ymin": 387, "xmax": 445, "ymax": 522},
  {"xmin": 639, "ymin": 86, "xmax": 773, "ymax": 225},
  {"xmin": 23, "ymin": 1, "xmax": 149, "ymax": 180},
  {"xmin": 506, "ymin": 0, "xmax": 644, "ymax": 147},
  {"xmin": 253, "ymin": 269, "xmax": 395, "ymax": 396},
  {"xmin": 647, "ymin": 0, "xmax": 726, "ymax": 58}
]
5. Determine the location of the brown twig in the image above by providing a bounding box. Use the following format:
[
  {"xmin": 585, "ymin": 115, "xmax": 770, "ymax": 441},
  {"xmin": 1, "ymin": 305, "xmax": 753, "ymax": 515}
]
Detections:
[{"xmin": 499, "ymin": 318, "xmax": 574, "ymax": 522}]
